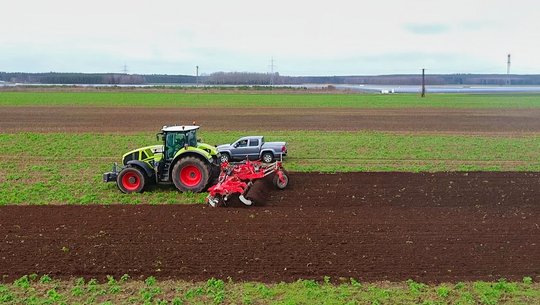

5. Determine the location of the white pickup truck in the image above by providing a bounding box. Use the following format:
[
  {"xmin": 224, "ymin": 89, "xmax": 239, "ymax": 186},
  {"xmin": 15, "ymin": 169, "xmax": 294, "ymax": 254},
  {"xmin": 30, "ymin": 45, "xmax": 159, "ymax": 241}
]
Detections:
[{"xmin": 217, "ymin": 136, "xmax": 287, "ymax": 163}]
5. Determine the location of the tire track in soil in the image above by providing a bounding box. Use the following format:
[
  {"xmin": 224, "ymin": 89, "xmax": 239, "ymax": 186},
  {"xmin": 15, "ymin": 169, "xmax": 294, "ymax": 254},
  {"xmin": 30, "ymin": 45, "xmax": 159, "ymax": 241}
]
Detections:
[{"xmin": 0, "ymin": 172, "xmax": 539, "ymax": 283}]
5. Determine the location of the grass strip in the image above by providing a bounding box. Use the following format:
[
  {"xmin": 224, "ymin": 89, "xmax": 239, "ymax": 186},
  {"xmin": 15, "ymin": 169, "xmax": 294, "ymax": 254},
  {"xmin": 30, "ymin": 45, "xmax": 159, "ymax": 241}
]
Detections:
[
  {"xmin": 1, "ymin": 92, "xmax": 540, "ymax": 108},
  {"xmin": 1, "ymin": 131, "xmax": 539, "ymax": 205},
  {"xmin": 1, "ymin": 275, "xmax": 538, "ymax": 305}
]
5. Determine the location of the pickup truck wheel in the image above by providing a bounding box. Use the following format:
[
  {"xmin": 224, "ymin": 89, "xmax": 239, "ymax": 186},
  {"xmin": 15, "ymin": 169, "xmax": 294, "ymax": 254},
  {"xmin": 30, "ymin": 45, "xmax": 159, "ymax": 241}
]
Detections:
[
  {"xmin": 262, "ymin": 152, "xmax": 274, "ymax": 163},
  {"xmin": 220, "ymin": 153, "xmax": 230, "ymax": 163}
]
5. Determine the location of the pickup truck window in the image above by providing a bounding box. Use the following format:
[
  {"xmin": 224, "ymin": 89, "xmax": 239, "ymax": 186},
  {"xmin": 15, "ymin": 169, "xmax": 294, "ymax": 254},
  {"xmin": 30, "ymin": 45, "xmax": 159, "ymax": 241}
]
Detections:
[
  {"xmin": 237, "ymin": 139, "xmax": 248, "ymax": 148},
  {"xmin": 249, "ymin": 139, "xmax": 259, "ymax": 146}
]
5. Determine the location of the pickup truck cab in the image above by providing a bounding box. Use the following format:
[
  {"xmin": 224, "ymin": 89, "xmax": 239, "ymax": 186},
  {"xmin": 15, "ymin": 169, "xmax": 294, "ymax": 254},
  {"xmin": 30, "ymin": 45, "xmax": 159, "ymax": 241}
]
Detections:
[{"xmin": 217, "ymin": 136, "xmax": 287, "ymax": 163}]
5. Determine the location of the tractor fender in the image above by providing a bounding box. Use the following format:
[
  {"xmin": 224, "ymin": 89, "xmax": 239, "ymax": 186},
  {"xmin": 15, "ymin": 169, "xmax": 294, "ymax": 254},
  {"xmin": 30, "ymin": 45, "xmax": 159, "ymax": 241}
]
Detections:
[
  {"xmin": 126, "ymin": 160, "xmax": 154, "ymax": 178},
  {"xmin": 197, "ymin": 142, "xmax": 219, "ymax": 155},
  {"xmin": 171, "ymin": 151, "xmax": 211, "ymax": 167},
  {"xmin": 172, "ymin": 148, "xmax": 212, "ymax": 163}
]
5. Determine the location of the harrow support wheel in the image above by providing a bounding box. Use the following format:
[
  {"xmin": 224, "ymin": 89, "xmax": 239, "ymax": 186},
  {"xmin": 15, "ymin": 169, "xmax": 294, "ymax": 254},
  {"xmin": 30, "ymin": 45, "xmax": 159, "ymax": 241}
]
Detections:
[
  {"xmin": 172, "ymin": 156, "xmax": 210, "ymax": 193},
  {"xmin": 117, "ymin": 166, "xmax": 146, "ymax": 193},
  {"xmin": 273, "ymin": 170, "xmax": 289, "ymax": 190}
]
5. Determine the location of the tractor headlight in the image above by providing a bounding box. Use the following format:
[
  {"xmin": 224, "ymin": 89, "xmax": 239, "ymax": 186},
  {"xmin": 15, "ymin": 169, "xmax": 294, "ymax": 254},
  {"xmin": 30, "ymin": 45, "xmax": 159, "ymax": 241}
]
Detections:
[{"xmin": 208, "ymin": 157, "xmax": 214, "ymax": 163}]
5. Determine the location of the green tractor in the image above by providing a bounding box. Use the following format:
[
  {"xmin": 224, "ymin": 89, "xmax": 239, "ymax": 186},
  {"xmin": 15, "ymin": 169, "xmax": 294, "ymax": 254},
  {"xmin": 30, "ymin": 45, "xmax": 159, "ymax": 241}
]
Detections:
[{"xmin": 103, "ymin": 125, "xmax": 220, "ymax": 193}]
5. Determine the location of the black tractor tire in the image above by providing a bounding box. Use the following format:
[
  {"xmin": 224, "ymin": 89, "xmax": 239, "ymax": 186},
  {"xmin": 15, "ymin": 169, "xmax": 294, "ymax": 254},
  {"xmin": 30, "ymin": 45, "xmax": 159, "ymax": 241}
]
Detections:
[
  {"xmin": 219, "ymin": 152, "xmax": 231, "ymax": 163},
  {"xmin": 205, "ymin": 163, "xmax": 221, "ymax": 190},
  {"xmin": 273, "ymin": 170, "xmax": 289, "ymax": 190},
  {"xmin": 117, "ymin": 166, "xmax": 146, "ymax": 193},
  {"xmin": 172, "ymin": 156, "xmax": 210, "ymax": 193},
  {"xmin": 261, "ymin": 152, "xmax": 274, "ymax": 163}
]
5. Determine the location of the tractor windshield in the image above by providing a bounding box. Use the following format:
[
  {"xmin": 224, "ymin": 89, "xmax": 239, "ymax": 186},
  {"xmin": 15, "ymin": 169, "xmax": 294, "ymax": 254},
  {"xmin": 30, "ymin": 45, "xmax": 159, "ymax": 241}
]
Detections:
[
  {"xmin": 186, "ymin": 130, "xmax": 198, "ymax": 147},
  {"xmin": 164, "ymin": 129, "xmax": 198, "ymax": 159}
]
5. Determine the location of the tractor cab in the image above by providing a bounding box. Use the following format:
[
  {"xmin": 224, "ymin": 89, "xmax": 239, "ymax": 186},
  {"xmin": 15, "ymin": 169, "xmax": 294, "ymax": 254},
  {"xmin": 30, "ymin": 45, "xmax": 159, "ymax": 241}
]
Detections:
[{"xmin": 157, "ymin": 125, "xmax": 200, "ymax": 160}]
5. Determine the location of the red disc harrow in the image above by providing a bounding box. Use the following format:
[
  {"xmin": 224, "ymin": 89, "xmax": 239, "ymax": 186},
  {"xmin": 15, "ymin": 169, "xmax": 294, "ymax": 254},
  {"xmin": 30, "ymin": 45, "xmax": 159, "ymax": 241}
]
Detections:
[{"xmin": 206, "ymin": 159, "xmax": 289, "ymax": 207}]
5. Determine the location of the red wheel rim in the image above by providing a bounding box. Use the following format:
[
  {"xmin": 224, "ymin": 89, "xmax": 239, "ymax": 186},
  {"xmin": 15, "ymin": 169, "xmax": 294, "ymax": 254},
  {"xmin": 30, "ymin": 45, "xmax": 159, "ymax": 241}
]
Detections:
[
  {"xmin": 180, "ymin": 165, "xmax": 202, "ymax": 187},
  {"xmin": 121, "ymin": 171, "xmax": 140, "ymax": 191}
]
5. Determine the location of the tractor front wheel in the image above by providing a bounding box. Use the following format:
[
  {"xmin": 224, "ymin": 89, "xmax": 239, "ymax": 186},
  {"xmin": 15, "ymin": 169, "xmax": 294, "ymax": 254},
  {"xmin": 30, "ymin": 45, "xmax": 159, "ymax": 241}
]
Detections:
[
  {"xmin": 172, "ymin": 157, "xmax": 210, "ymax": 193},
  {"xmin": 117, "ymin": 166, "xmax": 146, "ymax": 193}
]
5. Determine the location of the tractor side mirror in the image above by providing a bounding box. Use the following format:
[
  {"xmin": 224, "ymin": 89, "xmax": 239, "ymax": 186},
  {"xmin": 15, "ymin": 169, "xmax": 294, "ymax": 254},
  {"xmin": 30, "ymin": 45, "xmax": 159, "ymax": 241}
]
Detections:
[
  {"xmin": 156, "ymin": 132, "xmax": 164, "ymax": 142},
  {"xmin": 197, "ymin": 138, "xmax": 202, "ymax": 143}
]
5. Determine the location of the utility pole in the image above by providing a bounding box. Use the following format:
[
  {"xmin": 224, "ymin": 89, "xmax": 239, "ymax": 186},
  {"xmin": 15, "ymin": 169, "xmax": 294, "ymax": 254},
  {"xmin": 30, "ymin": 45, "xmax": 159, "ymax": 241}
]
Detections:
[
  {"xmin": 421, "ymin": 68, "xmax": 426, "ymax": 97},
  {"xmin": 269, "ymin": 57, "xmax": 276, "ymax": 87},
  {"xmin": 122, "ymin": 64, "xmax": 128, "ymax": 74},
  {"xmin": 507, "ymin": 54, "xmax": 511, "ymax": 75},
  {"xmin": 196, "ymin": 65, "xmax": 199, "ymax": 87},
  {"xmin": 506, "ymin": 54, "xmax": 511, "ymax": 85}
]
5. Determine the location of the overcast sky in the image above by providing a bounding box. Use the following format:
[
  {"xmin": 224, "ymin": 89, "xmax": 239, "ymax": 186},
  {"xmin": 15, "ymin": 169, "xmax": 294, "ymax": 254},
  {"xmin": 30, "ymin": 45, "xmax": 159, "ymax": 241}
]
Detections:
[{"xmin": 0, "ymin": 0, "xmax": 539, "ymax": 75}]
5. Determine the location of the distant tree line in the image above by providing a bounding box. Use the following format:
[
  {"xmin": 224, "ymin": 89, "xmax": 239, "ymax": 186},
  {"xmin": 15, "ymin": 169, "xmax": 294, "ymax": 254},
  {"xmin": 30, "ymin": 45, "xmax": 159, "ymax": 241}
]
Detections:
[
  {"xmin": 204, "ymin": 72, "xmax": 540, "ymax": 85},
  {"xmin": 2, "ymin": 71, "xmax": 540, "ymax": 86},
  {"xmin": 280, "ymin": 74, "xmax": 540, "ymax": 86},
  {"xmin": 0, "ymin": 72, "xmax": 193, "ymax": 85},
  {"xmin": 205, "ymin": 72, "xmax": 283, "ymax": 85}
]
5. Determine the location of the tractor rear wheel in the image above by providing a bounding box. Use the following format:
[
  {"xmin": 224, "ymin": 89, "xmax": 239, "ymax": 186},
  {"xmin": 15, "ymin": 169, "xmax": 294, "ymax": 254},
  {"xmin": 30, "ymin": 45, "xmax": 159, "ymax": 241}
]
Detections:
[
  {"xmin": 172, "ymin": 156, "xmax": 210, "ymax": 193},
  {"xmin": 117, "ymin": 166, "xmax": 146, "ymax": 193}
]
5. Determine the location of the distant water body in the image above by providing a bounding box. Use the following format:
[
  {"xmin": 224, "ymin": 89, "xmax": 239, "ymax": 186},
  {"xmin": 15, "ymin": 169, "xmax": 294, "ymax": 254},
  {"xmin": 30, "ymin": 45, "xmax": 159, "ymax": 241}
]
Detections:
[{"xmin": 335, "ymin": 84, "xmax": 540, "ymax": 94}]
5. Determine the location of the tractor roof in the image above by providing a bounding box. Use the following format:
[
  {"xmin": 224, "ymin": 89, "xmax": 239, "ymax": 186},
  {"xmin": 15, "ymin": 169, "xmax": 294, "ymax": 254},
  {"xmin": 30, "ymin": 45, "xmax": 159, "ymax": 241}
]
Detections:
[{"xmin": 162, "ymin": 125, "xmax": 199, "ymax": 132}]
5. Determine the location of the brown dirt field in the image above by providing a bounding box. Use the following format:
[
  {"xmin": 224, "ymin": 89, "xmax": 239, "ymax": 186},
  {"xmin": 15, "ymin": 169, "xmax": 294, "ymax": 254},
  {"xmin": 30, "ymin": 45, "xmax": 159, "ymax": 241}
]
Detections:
[
  {"xmin": 2, "ymin": 106, "xmax": 540, "ymax": 134},
  {"xmin": 1, "ymin": 172, "xmax": 539, "ymax": 283}
]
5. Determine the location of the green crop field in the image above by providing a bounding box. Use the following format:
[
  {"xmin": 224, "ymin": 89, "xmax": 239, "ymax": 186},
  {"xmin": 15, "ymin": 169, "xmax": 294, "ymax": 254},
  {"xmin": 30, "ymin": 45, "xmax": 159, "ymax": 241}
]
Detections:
[
  {"xmin": 1, "ymin": 91, "xmax": 540, "ymax": 108},
  {"xmin": 1, "ymin": 275, "xmax": 538, "ymax": 305},
  {"xmin": 1, "ymin": 131, "xmax": 539, "ymax": 205}
]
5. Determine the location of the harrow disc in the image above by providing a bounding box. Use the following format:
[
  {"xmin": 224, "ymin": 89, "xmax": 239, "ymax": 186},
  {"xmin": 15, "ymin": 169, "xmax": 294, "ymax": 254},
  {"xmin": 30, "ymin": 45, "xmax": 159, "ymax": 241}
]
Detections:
[
  {"xmin": 206, "ymin": 195, "xmax": 224, "ymax": 207},
  {"xmin": 239, "ymin": 194, "xmax": 253, "ymax": 206}
]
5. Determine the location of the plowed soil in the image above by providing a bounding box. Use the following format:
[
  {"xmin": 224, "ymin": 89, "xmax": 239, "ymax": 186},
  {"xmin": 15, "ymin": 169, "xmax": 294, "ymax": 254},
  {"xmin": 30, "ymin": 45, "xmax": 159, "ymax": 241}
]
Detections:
[
  {"xmin": 2, "ymin": 106, "xmax": 540, "ymax": 134},
  {"xmin": 1, "ymin": 172, "xmax": 539, "ymax": 283}
]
